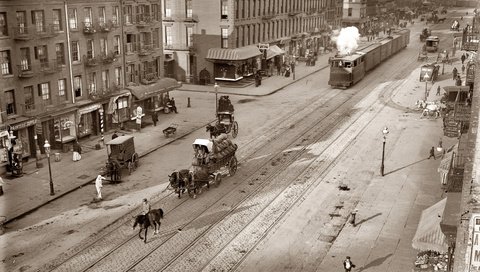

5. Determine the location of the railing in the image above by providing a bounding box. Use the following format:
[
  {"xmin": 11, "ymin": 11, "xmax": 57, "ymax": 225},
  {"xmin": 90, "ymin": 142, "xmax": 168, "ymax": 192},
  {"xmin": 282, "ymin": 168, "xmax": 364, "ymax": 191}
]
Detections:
[
  {"xmin": 125, "ymin": 42, "xmax": 139, "ymax": 54},
  {"xmin": 83, "ymin": 55, "xmax": 99, "ymax": 67},
  {"xmin": 135, "ymin": 14, "xmax": 153, "ymax": 26},
  {"xmin": 16, "ymin": 59, "xmax": 61, "ymax": 77},
  {"xmin": 140, "ymin": 71, "xmax": 158, "ymax": 84},
  {"xmin": 12, "ymin": 24, "xmax": 59, "ymax": 40},
  {"xmin": 88, "ymin": 86, "xmax": 119, "ymax": 100},
  {"xmin": 163, "ymin": 43, "xmax": 189, "ymax": 50},
  {"xmin": 99, "ymin": 51, "xmax": 119, "ymax": 64},
  {"xmin": 138, "ymin": 44, "xmax": 154, "ymax": 56},
  {"xmin": 16, "ymin": 63, "xmax": 34, "ymax": 78},
  {"xmin": 98, "ymin": 20, "xmax": 115, "ymax": 32},
  {"xmin": 38, "ymin": 59, "xmax": 61, "ymax": 74},
  {"xmin": 83, "ymin": 22, "xmax": 96, "ymax": 34}
]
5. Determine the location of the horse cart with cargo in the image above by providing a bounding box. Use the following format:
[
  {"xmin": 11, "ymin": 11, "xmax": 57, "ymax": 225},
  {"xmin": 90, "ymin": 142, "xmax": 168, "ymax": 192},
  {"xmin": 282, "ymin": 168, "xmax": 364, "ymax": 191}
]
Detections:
[{"xmin": 104, "ymin": 135, "xmax": 139, "ymax": 182}]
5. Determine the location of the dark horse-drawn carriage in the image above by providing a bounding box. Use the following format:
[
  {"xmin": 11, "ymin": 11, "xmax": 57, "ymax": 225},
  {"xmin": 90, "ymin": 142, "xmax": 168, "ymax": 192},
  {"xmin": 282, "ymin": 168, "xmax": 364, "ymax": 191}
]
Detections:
[
  {"xmin": 104, "ymin": 135, "xmax": 139, "ymax": 182},
  {"xmin": 168, "ymin": 135, "xmax": 238, "ymax": 198},
  {"xmin": 206, "ymin": 96, "xmax": 239, "ymax": 138}
]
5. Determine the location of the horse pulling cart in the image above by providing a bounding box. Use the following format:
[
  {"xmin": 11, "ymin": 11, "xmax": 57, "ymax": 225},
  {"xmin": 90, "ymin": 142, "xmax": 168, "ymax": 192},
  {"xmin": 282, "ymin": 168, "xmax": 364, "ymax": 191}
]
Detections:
[
  {"xmin": 104, "ymin": 135, "xmax": 139, "ymax": 183},
  {"xmin": 187, "ymin": 135, "xmax": 238, "ymax": 198}
]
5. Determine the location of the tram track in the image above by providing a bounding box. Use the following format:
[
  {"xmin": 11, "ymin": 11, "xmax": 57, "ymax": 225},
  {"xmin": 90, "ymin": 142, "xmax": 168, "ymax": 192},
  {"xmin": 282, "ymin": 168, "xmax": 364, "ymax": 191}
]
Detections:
[{"xmin": 45, "ymin": 42, "xmax": 420, "ymax": 272}]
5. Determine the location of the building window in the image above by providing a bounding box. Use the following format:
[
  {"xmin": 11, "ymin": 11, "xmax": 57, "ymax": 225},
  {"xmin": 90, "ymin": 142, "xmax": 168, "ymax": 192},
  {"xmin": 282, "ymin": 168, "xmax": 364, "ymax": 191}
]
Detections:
[
  {"xmin": 102, "ymin": 70, "xmax": 109, "ymax": 90},
  {"xmin": 126, "ymin": 34, "xmax": 136, "ymax": 53},
  {"xmin": 74, "ymin": 76, "xmax": 82, "ymax": 97},
  {"xmin": 68, "ymin": 8, "xmax": 77, "ymax": 29},
  {"xmin": 124, "ymin": 5, "xmax": 132, "ymax": 24},
  {"xmin": 5, "ymin": 90, "xmax": 16, "ymax": 115},
  {"xmin": 112, "ymin": 6, "xmax": 120, "ymax": 25},
  {"xmin": 0, "ymin": 12, "xmax": 8, "ymax": 36},
  {"xmin": 114, "ymin": 67, "xmax": 121, "ymax": 86},
  {"xmin": 38, "ymin": 82, "xmax": 50, "ymax": 101},
  {"xmin": 16, "ymin": 11, "xmax": 27, "ymax": 34},
  {"xmin": 114, "ymin": 35, "xmax": 121, "ymax": 55},
  {"xmin": 117, "ymin": 97, "xmax": 128, "ymax": 109},
  {"xmin": 165, "ymin": 26, "xmax": 172, "ymax": 46},
  {"xmin": 53, "ymin": 9, "xmax": 62, "ymax": 31},
  {"xmin": 71, "ymin": 41, "xmax": 80, "ymax": 62},
  {"xmin": 0, "ymin": 50, "xmax": 12, "ymax": 75},
  {"xmin": 186, "ymin": 26, "xmax": 193, "ymax": 47},
  {"xmin": 88, "ymin": 72, "xmax": 96, "ymax": 93},
  {"xmin": 56, "ymin": 43, "xmax": 65, "ymax": 65},
  {"xmin": 99, "ymin": 7, "xmax": 106, "ymax": 25},
  {"xmin": 221, "ymin": 0, "xmax": 228, "ymax": 19},
  {"xmin": 32, "ymin": 10, "xmax": 45, "ymax": 33},
  {"xmin": 186, "ymin": 0, "xmax": 192, "ymax": 18},
  {"xmin": 84, "ymin": 7, "xmax": 93, "ymax": 27},
  {"xmin": 221, "ymin": 28, "xmax": 228, "ymax": 48},
  {"xmin": 24, "ymin": 86, "xmax": 34, "ymax": 111},
  {"xmin": 58, "ymin": 78, "xmax": 66, "ymax": 97},
  {"xmin": 20, "ymin": 48, "xmax": 31, "ymax": 71},
  {"xmin": 152, "ymin": 4, "xmax": 159, "ymax": 21},
  {"xmin": 100, "ymin": 38, "xmax": 107, "ymax": 56},
  {"xmin": 348, "ymin": 8, "xmax": 352, "ymax": 17},
  {"xmin": 164, "ymin": 0, "xmax": 171, "ymax": 17},
  {"xmin": 126, "ymin": 64, "xmax": 135, "ymax": 83},
  {"xmin": 153, "ymin": 28, "xmax": 159, "ymax": 48}
]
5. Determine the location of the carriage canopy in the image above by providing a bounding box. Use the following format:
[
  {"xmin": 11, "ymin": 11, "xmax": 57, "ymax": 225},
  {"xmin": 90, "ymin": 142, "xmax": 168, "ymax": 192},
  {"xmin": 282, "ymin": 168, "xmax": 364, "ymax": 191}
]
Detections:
[{"xmin": 193, "ymin": 139, "xmax": 213, "ymax": 153}]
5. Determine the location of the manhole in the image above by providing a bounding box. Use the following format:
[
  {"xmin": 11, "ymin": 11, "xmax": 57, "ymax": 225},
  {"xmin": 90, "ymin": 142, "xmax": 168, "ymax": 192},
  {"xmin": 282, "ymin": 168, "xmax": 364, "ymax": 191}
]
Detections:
[{"xmin": 77, "ymin": 174, "xmax": 89, "ymax": 179}]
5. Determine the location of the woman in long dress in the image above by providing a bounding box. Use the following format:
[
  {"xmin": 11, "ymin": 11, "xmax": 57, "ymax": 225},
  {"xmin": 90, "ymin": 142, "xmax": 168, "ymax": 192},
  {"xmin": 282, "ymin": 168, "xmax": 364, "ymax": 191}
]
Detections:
[{"xmin": 73, "ymin": 140, "xmax": 82, "ymax": 162}]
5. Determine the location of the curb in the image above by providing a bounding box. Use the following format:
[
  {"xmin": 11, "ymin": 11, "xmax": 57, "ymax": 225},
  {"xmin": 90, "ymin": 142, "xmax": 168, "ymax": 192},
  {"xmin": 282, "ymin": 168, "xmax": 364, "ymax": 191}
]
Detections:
[{"xmin": 4, "ymin": 120, "xmax": 213, "ymax": 225}]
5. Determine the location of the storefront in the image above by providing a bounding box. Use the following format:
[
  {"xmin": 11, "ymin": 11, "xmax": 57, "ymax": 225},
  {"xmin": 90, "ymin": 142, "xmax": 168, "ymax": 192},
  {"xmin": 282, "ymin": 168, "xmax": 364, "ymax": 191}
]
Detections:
[
  {"xmin": 77, "ymin": 103, "xmax": 102, "ymax": 138},
  {"xmin": 106, "ymin": 91, "xmax": 132, "ymax": 128},
  {"xmin": 127, "ymin": 78, "xmax": 181, "ymax": 115},
  {"xmin": 8, "ymin": 118, "xmax": 37, "ymax": 159},
  {"xmin": 264, "ymin": 45, "xmax": 286, "ymax": 75},
  {"xmin": 206, "ymin": 45, "xmax": 262, "ymax": 81},
  {"xmin": 52, "ymin": 112, "xmax": 77, "ymax": 150}
]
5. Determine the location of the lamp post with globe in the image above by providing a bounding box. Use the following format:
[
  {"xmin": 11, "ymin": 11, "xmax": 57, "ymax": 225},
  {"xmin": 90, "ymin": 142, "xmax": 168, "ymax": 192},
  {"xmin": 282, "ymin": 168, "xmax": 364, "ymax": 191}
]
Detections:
[
  {"xmin": 381, "ymin": 127, "xmax": 389, "ymax": 176},
  {"xmin": 44, "ymin": 140, "xmax": 54, "ymax": 195}
]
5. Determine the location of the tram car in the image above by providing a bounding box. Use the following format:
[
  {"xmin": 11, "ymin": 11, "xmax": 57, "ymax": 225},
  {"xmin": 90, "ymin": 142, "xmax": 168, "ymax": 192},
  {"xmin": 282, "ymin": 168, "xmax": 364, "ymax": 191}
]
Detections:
[{"xmin": 328, "ymin": 29, "xmax": 410, "ymax": 89}]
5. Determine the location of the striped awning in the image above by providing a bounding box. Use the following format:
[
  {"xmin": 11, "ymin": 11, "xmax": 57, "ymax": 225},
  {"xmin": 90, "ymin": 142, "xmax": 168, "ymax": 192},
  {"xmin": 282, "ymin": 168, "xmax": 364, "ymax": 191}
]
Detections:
[
  {"xmin": 412, "ymin": 198, "xmax": 448, "ymax": 253},
  {"xmin": 206, "ymin": 45, "xmax": 262, "ymax": 61},
  {"xmin": 266, "ymin": 45, "xmax": 285, "ymax": 59}
]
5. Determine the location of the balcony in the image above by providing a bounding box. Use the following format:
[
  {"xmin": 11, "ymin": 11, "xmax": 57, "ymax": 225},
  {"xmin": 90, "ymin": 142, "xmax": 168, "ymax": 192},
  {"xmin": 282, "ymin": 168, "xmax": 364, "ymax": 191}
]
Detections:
[
  {"xmin": 163, "ymin": 14, "xmax": 199, "ymax": 23},
  {"xmin": 140, "ymin": 71, "xmax": 158, "ymax": 85},
  {"xmin": 98, "ymin": 20, "xmax": 115, "ymax": 32},
  {"xmin": 83, "ymin": 22, "xmax": 96, "ymax": 34},
  {"xmin": 83, "ymin": 55, "xmax": 99, "ymax": 67},
  {"xmin": 13, "ymin": 26, "xmax": 33, "ymax": 40},
  {"xmin": 36, "ymin": 25, "xmax": 60, "ymax": 38},
  {"xmin": 88, "ymin": 86, "xmax": 118, "ymax": 100},
  {"xmin": 100, "ymin": 51, "xmax": 119, "ymax": 64},
  {"xmin": 13, "ymin": 25, "xmax": 59, "ymax": 40},
  {"xmin": 39, "ymin": 59, "xmax": 61, "ymax": 74},
  {"xmin": 138, "ymin": 44, "xmax": 155, "ymax": 56},
  {"xmin": 135, "ymin": 14, "xmax": 153, "ymax": 27}
]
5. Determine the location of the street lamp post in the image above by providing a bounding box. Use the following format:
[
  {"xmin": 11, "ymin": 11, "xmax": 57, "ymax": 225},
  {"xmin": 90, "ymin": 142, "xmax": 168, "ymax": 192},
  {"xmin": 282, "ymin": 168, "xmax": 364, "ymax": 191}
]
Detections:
[
  {"xmin": 423, "ymin": 73, "xmax": 430, "ymax": 100},
  {"xmin": 381, "ymin": 127, "xmax": 389, "ymax": 176},
  {"xmin": 214, "ymin": 82, "xmax": 219, "ymax": 114},
  {"xmin": 44, "ymin": 140, "xmax": 54, "ymax": 195}
]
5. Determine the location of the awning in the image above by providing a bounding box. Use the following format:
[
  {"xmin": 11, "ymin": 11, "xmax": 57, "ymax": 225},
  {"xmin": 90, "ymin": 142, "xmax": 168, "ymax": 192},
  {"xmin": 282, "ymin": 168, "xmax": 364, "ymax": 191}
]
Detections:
[
  {"xmin": 441, "ymin": 192, "xmax": 461, "ymax": 241},
  {"xmin": 106, "ymin": 91, "xmax": 131, "ymax": 115},
  {"xmin": 266, "ymin": 45, "xmax": 285, "ymax": 59},
  {"xmin": 127, "ymin": 78, "xmax": 181, "ymax": 100},
  {"xmin": 412, "ymin": 198, "xmax": 448, "ymax": 252},
  {"xmin": 438, "ymin": 145, "xmax": 456, "ymax": 174},
  {"xmin": 206, "ymin": 45, "xmax": 262, "ymax": 61}
]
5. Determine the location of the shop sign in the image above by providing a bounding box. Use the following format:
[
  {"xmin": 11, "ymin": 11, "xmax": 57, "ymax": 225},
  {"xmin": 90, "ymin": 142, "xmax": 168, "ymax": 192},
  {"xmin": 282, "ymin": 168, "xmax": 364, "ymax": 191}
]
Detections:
[
  {"xmin": 468, "ymin": 214, "xmax": 480, "ymax": 268},
  {"xmin": 9, "ymin": 119, "xmax": 37, "ymax": 131},
  {"xmin": 0, "ymin": 130, "xmax": 8, "ymax": 137},
  {"xmin": 79, "ymin": 104, "xmax": 102, "ymax": 115}
]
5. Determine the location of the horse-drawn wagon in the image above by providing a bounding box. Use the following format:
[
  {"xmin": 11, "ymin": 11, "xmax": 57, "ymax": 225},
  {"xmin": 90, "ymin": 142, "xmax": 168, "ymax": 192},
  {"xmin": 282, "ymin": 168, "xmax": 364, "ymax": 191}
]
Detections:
[
  {"xmin": 177, "ymin": 135, "xmax": 238, "ymax": 198},
  {"xmin": 104, "ymin": 135, "xmax": 139, "ymax": 182},
  {"xmin": 206, "ymin": 96, "xmax": 239, "ymax": 138}
]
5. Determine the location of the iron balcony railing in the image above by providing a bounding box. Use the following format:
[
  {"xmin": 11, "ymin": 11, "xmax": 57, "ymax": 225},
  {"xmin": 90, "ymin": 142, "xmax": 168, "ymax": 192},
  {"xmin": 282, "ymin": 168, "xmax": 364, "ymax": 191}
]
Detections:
[
  {"xmin": 13, "ymin": 24, "xmax": 59, "ymax": 40},
  {"xmin": 83, "ymin": 21, "xmax": 96, "ymax": 34},
  {"xmin": 17, "ymin": 59, "xmax": 62, "ymax": 77}
]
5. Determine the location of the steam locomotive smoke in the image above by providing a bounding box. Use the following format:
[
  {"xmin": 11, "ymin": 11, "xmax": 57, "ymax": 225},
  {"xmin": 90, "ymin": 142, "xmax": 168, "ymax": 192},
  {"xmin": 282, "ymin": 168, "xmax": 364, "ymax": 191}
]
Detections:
[{"xmin": 333, "ymin": 26, "xmax": 361, "ymax": 56}]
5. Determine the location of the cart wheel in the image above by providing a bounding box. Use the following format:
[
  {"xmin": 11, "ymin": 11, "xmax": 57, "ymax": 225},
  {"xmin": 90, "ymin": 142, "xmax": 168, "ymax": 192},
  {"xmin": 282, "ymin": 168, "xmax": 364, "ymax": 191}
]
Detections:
[
  {"xmin": 132, "ymin": 153, "xmax": 139, "ymax": 170},
  {"xmin": 128, "ymin": 161, "xmax": 133, "ymax": 175},
  {"xmin": 229, "ymin": 156, "xmax": 238, "ymax": 176},
  {"xmin": 214, "ymin": 173, "xmax": 222, "ymax": 187},
  {"xmin": 232, "ymin": 121, "xmax": 239, "ymax": 138}
]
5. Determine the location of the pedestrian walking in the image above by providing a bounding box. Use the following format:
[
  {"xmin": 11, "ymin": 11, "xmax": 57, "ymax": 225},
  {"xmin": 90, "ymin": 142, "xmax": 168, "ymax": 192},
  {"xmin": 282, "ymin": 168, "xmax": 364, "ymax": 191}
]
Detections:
[
  {"xmin": 456, "ymin": 76, "xmax": 462, "ymax": 86},
  {"xmin": 170, "ymin": 98, "xmax": 178, "ymax": 113},
  {"xmin": 452, "ymin": 67, "xmax": 458, "ymax": 80},
  {"xmin": 428, "ymin": 146, "xmax": 436, "ymax": 159},
  {"xmin": 343, "ymin": 256, "xmax": 356, "ymax": 272},
  {"xmin": 112, "ymin": 130, "xmax": 119, "ymax": 140},
  {"xmin": 436, "ymin": 85, "xmax": 441, "ymax": 96},
  {"xmin": 72, "ymin": 140, "xmax": 82, "ymax": 162},
  {"xmin": 461, "ymin": 53, "xmax": 466, "ymax": 64},
  {"xmin": 95, "ymin": 174, "xmax": 106, "ymax": 200},
  {"xmin": 151, "ymin": 111, "xmax": 158, "ymax": 127},
  {"xmin": 350, "ymin": 209, "xmax": 358, "ymax": 226}
]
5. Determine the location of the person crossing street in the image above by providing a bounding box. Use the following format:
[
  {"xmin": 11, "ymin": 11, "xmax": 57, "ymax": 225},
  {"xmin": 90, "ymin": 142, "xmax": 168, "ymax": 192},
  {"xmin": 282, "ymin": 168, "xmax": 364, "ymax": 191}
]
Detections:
[{"xmin": 95, "ymin": 174, "xmax": 106, "ymax": 200}]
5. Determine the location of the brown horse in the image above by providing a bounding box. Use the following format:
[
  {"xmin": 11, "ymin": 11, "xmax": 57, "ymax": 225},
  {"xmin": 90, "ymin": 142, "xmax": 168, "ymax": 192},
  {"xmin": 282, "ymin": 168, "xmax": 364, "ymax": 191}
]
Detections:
[
  {"xmin": 168, "ymin": 169, "xmax": 192, "ymax": 198},
  {"xmin": 133, "ymin": 208, "xmax": 164, "ymax": 243}
]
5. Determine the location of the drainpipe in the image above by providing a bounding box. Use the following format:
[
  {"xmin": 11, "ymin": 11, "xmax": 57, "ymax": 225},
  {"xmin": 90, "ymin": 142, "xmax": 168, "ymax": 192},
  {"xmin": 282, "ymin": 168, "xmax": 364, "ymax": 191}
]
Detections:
[
  {"xmin": 64, "ymin": 0, "xmax": 75, "ymax": 104},
  {"xmin": 120, "ymin": 0, "xmax": 126, "ymax": 89}
]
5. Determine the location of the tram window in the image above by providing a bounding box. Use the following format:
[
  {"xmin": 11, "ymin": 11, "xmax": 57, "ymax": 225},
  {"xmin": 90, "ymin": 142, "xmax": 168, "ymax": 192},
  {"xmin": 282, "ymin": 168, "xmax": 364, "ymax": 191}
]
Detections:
[
  {"xmin": 353, "ymin": 60, "xmax": 357, "ymax": 66},
  {"xmin": 344, "ymin": 61, "xmax": 352, "ymax": 68}
]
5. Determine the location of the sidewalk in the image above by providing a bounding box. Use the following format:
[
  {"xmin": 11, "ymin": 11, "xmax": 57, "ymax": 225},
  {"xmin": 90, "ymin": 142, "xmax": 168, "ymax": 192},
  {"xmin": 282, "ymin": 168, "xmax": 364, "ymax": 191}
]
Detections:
[{"xmin": 0, "ymin": 51, "xmax": 335, "ymax": 225}]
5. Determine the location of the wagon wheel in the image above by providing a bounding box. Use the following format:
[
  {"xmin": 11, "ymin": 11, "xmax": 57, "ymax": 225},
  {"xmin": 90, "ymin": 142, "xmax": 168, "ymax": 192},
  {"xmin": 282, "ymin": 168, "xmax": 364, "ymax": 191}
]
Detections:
[
  {"xmin": 132, "ymin": 152, "xmax": 139, "ymax": 170},
  {"xmin": 214, "ymin": 173, "xmax": 222, "ymax": 188},
  {"xmin": 232, "ymin": 121, "xmax": 239, "ymax": 138},
  {"xmin": 228, "ymin": 156, "xmax": 238, "ymax": 176}
]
